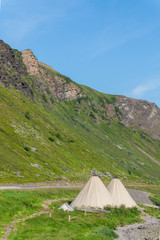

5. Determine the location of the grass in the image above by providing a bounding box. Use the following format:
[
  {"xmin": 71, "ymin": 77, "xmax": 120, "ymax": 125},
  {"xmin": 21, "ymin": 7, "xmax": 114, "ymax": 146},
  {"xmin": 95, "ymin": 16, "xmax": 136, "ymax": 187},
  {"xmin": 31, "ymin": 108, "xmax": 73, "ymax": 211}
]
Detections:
[
  {"xmin": 127, "ymin": 185, "xmax": 160, "ymax": 219},
  {"xmin": 142, "ymin": 205, "xmax": 160, "ymax": 219},
  {"xmin": 0, "ymin": 188, "xmax": 142, "ymax": 240},
  {"xmin": 0, "ymin": 82, "xmax": 160, "ymax": 184},
  {"xmin": 0, "ymin": 189, "xmax": 77, "ymax": 225},
  {"xmin": 0, "ymin": 44, "xmax": 160, "ymax": 185}
]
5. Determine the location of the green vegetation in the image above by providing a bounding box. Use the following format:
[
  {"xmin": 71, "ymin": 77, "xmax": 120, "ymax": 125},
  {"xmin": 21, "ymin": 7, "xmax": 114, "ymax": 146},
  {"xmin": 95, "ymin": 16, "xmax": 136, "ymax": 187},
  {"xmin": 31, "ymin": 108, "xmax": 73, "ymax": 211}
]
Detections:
[
  {"xmin": 0, "ymin": 188, "xmax": 142, "ymax": 240},
  {"xmin": 48, "ymin": 137, "xmax": 55, "ymax": 142},
  {"xmin": 42, "ymin": 94, "xmax": 48, "ymax": 103},
  {"xmin": 143, "ymin": 205, "xmax": 160, "ymax": 219},
  {"xmin": 1, "ymin": 38, "xmax": 160, "ymax": 240},
  {"xmin": 24, "ymin": 111, "xmax": 31, "ymax": 120},
  {"xmin": 0, "ymin": 44, "xmax": 160, "ymax": 184},
  {"xmin": 127, "ymin": 185, "xmax": 160, "ymax": 219},
  {"xmin": 24, "ymin": 146, "xmax": 30, "ymax": 152},
  {"xmin": 0, "ymin": 82, "xmax": 160, "ymax": 184}
]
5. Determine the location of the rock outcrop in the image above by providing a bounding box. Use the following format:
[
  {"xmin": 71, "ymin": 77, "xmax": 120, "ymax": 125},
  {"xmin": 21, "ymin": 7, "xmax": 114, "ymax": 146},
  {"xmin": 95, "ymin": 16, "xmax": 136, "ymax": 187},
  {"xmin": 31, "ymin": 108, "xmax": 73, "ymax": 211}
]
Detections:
[
  {"xmin": 0, "ymin": 42, "xmax": 82, "ymax": 101},
  {"xmin": 21, "ymin": 49, "xmax": 40, "ymax": 77},
  {"xmin": 0, "ymin": 40, "xmax": 33, "ymax": 98},
  {"xmin": 21, "ymin": 49, "xmax": 83, "ymax": 100},
  {"xmin": 116, "ymin": 96, "xmax": 160, "ymax": 140}
]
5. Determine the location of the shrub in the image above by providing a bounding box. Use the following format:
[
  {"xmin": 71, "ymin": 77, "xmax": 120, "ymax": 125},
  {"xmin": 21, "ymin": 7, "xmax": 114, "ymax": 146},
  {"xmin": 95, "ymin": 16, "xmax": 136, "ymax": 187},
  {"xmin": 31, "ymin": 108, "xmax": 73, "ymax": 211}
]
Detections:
[
  {"xmin": 46, "ymin": 88, "xmax": 51, "ymax": 95},
  {"xmin": 68, "ymin": 139, "xmax": 74, "ymax": 143},
  {"xmin": 115, "ymin": 106, "xmax": 122, "ymax": 115},
  {"xmin": 94, "ymin": 226, "xmax": 118, "ymax": 238},
  {"xmin": 50, "ymin": 97, "xmax": 54, "ymax": 103},
  {"xmin": 48, "ymin": 137, "xmax": 55, "ymax": 142},
  {"xmin": 42, "ymin": 94, "xmax": 48, "ymax": 103},
  {"xmin": 105, "ymin": 205, "xmax": 140, "ymax": 217},
  {"xmin": 25, "ymin": 111, "xmax": 30, "ymax": 120},
  {"xmin": 55, "ymin": 133, "xmax": 63, "ymax": 140},
  {"xmin": 90, "ymin": 111, "xmax": 96, "ymax": 119},
  {"xmin": 24, "ymin": 146, "xmax": 30, "ymax": 151}
]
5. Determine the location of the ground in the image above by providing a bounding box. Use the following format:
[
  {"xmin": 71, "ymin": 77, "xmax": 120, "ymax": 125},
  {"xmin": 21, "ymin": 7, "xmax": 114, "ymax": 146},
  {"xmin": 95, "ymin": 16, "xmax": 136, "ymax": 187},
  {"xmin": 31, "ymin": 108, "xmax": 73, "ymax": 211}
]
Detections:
[{"xmin": 0, "ymin": 185, "xmax": 159, "ymax": 240}]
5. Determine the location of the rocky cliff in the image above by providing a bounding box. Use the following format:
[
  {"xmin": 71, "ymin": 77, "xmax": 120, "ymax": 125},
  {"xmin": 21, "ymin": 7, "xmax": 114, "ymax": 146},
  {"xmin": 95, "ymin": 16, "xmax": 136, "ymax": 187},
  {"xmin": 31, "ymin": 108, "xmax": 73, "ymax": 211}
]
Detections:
[
  {"xmin": 0, "ymin": 40, "xmax": 160, "ymax": 140},
  {"xmin": 21, "ymin": 49, "xmax": 82, "ymax": 100},
  {"xmin": 0, "ymin": 40, "xmax": 82, "ymax": 102},
  {"xmin": 116, "ymin": 96, "xmax": 160, "ymax": 140},
  {"xmin": 0, "ymin": 40, "xmax": 33, "ymax": 98}
]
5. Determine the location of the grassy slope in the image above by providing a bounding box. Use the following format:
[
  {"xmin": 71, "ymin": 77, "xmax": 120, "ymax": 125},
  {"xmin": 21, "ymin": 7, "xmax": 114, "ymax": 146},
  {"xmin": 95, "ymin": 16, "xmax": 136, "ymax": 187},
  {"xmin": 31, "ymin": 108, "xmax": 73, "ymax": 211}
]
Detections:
[{"xmin": 0, "ymin": 79, "xmax": 160, "ymax": 184}]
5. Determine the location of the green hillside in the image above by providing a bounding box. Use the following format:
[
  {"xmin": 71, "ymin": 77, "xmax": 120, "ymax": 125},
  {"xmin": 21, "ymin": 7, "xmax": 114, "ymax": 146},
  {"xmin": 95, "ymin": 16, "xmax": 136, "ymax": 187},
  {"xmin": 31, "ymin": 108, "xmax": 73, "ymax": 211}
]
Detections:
[{"xmin": 0, "ymin": 77, "xmax": 160, "ymax": 184}]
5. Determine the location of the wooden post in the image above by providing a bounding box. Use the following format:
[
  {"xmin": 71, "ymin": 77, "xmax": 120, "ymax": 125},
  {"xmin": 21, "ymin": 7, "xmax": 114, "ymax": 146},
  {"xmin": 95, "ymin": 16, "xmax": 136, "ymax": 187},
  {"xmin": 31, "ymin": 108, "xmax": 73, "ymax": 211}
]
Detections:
[
  {"xmin": 68, "ymin": 215, "xmax": 71, "ymax": 222},
  {"xmin": 84, "ymin": 211, "xmax": 87, "ymax": 216},
  {"xmin": 49, "ymin": 213, "xmax": 52, "ymax": 218}
]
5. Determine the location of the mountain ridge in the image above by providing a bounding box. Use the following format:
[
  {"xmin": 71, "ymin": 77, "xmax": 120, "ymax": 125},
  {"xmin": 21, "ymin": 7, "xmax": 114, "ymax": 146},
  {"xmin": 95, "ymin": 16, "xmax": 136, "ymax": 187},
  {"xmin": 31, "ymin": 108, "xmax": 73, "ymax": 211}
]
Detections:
[{"xmin": 0, "ymin": 40, "xmax": 160, "ymax": 184}]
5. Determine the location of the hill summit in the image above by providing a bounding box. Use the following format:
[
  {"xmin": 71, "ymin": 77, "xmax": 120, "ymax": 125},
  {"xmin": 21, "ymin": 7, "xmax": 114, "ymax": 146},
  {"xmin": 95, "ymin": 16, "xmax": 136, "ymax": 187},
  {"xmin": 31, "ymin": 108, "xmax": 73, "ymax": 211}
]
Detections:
[{"xmin": 0, "ymin": 40, "xmax": 160, "ymax": 184}]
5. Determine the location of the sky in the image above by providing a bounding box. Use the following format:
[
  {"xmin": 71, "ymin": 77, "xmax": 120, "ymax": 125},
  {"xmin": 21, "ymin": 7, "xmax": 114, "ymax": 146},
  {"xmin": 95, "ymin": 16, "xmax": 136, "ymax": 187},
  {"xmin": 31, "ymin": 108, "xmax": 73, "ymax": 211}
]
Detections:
[{"xmin": 0, "ymin": 0, "xmax": 160, "ymax": 107}]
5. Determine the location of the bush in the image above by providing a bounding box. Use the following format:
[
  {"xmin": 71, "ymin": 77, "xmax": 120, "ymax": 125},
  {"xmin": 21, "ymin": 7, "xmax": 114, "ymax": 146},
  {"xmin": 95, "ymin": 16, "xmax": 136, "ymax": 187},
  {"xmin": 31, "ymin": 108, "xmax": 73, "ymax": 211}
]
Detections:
[
  {"xmin": 90, "ymin": 111, "xmax": 96, "ymax": 119},
  {"xmin": 46, "ymin": 88, "xmax": 51, "ymax": 95},
  {"xmin": 25, "ymin": 111, "xmax": 30, "ymax": 120},
  {"xmin": 24, "ymin": 146, "xmax": 30, "ymax": 151},
  {"xmin": 150, "ymin": 195, "xmax": 160, "ymax": 206},
  {"xmin": 48, "ymin": 137, "xmax": 55, "ymax": 142},
  {"xmin": 93, "ymin": 226, "xmax": 118, "ymax": 238},
  {"xmin": 42, "ymin": 94, "xmax": 48, "ymax": 103},
  {"xmin": 55, "ymin": 133, "xmax": 63, "ymax": 140},
  {"xmin": 50, "ymin": 97, "xmax": 54, "ymax": 104},
  {"xmin": 105, "ymin": 205, "xmax": 140, "ymax": 217}
]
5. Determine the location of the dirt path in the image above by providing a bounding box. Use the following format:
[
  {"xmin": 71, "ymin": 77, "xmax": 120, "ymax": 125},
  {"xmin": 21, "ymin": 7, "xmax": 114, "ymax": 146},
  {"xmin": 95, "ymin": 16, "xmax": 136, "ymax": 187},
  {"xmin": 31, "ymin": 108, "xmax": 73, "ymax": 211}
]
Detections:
[
  {"xmin": 0, "ymin": 198, "xmax": 69, "ymax": 240},
  {"xmin": 133, "ymin": 143, "xmax": 160, "ymax": 166},
  {"xmin": 114, "ymin": 215, "xmax": 160, "ymax": 240}
]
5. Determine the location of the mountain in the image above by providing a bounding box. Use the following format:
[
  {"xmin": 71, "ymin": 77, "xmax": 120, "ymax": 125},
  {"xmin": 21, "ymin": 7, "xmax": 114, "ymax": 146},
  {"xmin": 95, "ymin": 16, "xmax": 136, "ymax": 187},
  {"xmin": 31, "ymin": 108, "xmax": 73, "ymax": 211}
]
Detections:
[{"xmin": 0, "ymin": 40, "xmax": 160, "ymax": 184}]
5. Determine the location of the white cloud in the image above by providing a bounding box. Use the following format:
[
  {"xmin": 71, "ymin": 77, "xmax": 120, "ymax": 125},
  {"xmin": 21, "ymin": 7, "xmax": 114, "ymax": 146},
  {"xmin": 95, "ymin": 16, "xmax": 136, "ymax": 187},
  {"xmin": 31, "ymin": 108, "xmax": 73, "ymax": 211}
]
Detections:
[{"xmin": 131, "ymin": 80, "xmax": 160, "ymax": 97}]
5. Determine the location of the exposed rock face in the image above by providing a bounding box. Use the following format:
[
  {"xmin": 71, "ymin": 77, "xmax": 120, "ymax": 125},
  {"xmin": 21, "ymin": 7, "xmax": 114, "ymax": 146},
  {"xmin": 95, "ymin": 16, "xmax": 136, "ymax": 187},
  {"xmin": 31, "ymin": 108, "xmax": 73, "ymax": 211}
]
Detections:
[
  {"xmin": 116, "ymin": 96, "xmax": 160, "ymax": 140},
  {"xmin": 105, "ymin": 104, "xmax": 116, "ymax": 118},
  {"xmin": 21, "ymin": 50, "xmax": 40, "ymax": 76},
  {"xmin": 21, "ymin": 49, "xmax": 83, "ymax": 100},
  {"xmin": 0, "ymin": 40, "xmax": 33, "ymax": 98}
]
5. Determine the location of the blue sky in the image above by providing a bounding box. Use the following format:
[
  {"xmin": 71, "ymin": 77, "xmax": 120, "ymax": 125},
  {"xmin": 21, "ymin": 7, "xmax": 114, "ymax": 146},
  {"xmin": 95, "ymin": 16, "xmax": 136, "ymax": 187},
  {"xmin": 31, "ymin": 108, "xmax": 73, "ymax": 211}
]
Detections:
[{"xmin": 0, "ymin": 0, "xmax": 160, "ymax": 106}]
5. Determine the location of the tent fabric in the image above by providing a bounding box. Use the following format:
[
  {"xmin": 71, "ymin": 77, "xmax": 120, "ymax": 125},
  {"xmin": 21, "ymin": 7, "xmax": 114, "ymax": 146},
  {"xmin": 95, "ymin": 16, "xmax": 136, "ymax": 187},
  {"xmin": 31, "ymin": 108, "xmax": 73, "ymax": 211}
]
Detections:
[
  {"xmin": 70, "ymin": 176, "xmax": 114, "ymax": 209},
  {"xmin": 107, "ymin": 178, "xmax": 137, "ymax": 208},
  {"xmin": 59, "ymin": 203, "xmax": 74, "ymax": 211}
]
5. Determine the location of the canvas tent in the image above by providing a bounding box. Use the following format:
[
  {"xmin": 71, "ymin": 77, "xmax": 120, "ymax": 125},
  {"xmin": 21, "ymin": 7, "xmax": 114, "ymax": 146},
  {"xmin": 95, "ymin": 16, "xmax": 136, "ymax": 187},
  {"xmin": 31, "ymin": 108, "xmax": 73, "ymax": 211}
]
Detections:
[
  {"xmin": 107, "ymin": 177, "xmax": 137, "ymax": 208},
  {"xmin": 70, "ymin": 176, "xmax": 114, "ymax": 209},
  {"xmin": 59, "ymin": 203, "xmax": 74, "ymax": 211}
]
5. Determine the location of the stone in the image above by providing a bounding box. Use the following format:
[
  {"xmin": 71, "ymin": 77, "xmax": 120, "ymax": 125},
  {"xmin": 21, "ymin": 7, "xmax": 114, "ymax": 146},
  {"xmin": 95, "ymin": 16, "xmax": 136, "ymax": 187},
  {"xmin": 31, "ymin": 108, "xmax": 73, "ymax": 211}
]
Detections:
[
  {"xmin": 30, "ymin": 147, "xmax": 38, "ymax": 152},
  {"xmin": 21, "ymin": 49, "xmax": 83, "ymax": 101},
  {"xmin": 30, "ymin": 163, "xmax": 42, "ymax": 170},
  {"xmin": 0, "ymin": 40, "xmax": 34, "ymax": 99},
  {"xmin": 116, "ymin": 96, "xmax": 160, "ymax": 140}
]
